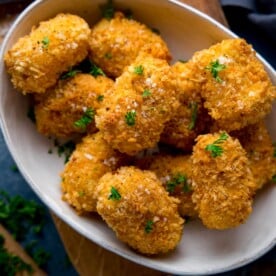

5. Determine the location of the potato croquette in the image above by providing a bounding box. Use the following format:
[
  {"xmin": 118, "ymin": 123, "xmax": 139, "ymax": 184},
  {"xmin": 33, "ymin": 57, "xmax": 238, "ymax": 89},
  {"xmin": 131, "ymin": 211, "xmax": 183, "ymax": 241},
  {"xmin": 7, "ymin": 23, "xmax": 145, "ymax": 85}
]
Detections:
[
  {"xmin": 191, "ymin": 132, "xmax": 255, "ymax": 229},
  {"xmin": 189, "ymin": 38, "xmax": 275, "ymax": 131},
  {"xmin": 149, "ymin": 154, "xmax": 197, "ymax": 218},
  {"xmin": 95, "ymin": 54, "xmax": 179, "ymax": 155},
  {"xmin": 4, "ymin": 14, "xmax": 90, "ymax": 94},
  {"xmin": 161, "ymin": 61, "xmax": 212, "ymax": 151},
  {"xmin": 89, "ymin": 12, "xmax": 171, "ymax": 78},
  {"xmin": 61, "ymin": 132, "xmax": 126, "ymax": 213},
  {"xmin": 232, "ymin": 121, "xmax": 276, "ymax": 190},
  {"xmin": 35, "ymin": 74, "xmax": 114, "ymax": 139},
  {"xmin": 95, "ymin": 166, "xmax": 184, "ymax": 255}
]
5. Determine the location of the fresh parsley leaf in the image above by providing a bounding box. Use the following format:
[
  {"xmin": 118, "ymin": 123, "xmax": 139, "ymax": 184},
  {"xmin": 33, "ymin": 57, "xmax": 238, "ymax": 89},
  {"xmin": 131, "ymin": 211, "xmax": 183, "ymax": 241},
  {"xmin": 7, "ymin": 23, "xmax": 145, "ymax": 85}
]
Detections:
[
  {"xmin": 101, "ymin": 0, "xmax": 115, "ymax": 20},
  {"xmin": 0, "ymin": 235, "xmax": 33, "ymax": 276},
  {"xmin": 188, "ymin": 102, "xmax": 198, "ymax": 130},
  {"xmin": 89, "ymin": 63, "xmax": 105, "ymax": 77},
  {"xmin": 134, "ymin": 65, "xmax": 144, "ymax": 75},
  {"xmin": 206, "ymin": 59, "xmax": 226, "ymax": 83},
  {"xmin": 145, "ymin": 220, "xmax": 154, "ymax": 233},
  {"xmin": 205, "ymin": 132, "xmax": 229, "ymax": 158},
  {"xmin": 74, "ymin": 108, "xmax": 95, "ymax": 129},
  {"xmin": 60, "ymin": 69, "xmax": 81, "ymax": 80},
  {"xmin": 125, "ymin": 110, "xmax": 136, "ymax": 126},
  {"xmin": 41, "ymin": 37, "xmax": 49, "ymax": 49},
  {"xmin": 54, "ymin": 140, "xmax": 75, "ymax": 163},
  {"xmin": 142, "ymin": 89, "xmax": 151, "ymax": 98},
  {"xmin": 166, "ymin": 173, "xmax": 189, "ymax": 193},
  {"xmin": 10, "ymin": 165, "xmax": 18, "ymax": 172},
  {"xmin": 108, "ymin": 186, "xmax": 121, "ymax": 201},
  {"xmin": 97, "ymin": 95, "xmax": 104, "ymax": 102}
]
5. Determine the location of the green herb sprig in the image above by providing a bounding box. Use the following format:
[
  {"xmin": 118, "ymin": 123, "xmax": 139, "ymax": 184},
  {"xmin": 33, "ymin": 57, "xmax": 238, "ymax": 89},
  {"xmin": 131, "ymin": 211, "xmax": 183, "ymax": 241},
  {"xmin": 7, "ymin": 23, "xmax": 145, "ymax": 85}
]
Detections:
[
  {"xmin": 41, "ymin": 37, "xmax": 49, "ymax": 49},
  {"xmin": 206, "ymin": 59, "xmax": 226, "ymax": 83},
  {"xmin": 89, "ymin": 64, "xmax": 105, "ymax": 77},
  {"xmin": 134, "ymin": 65, "xmax": 144, "ymax": 75},
  {"xmin": 142, "ymin": 89, "xmax": 151, "ymax": 98},
  {"xmin": 74, "ymin": 108, "xmax": 95, "ymax": 130},
  {"xmin": 125, "ymin": 110, "xmax": 136, "ymax": 126},
  {"xmin": 60, "ymin": 69, "xmax": 81, "ymax": 80},
  {"xmin": 188, "ymin": 102, "xmax": 198, "ymax": 130},
  {"xmin": 166, "ymin": 173, "xmax": 189, "ymax": 194},
  {"xmin": 145, "ymin": 220, "xmax": 154, "ymax": 233},
  {"xmin": 108, "ymin": 187, "xmax": 121, "ymax": 201},
  {"xmin": 205, "ymin": 132, "xmax": 229, "ymax": 158}
]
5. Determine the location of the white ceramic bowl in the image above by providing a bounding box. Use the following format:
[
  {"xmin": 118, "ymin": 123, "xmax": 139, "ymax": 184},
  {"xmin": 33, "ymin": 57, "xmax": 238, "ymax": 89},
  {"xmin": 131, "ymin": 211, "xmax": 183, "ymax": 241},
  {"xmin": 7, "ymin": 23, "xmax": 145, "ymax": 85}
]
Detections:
[{"xmin": 0, "ymin": 0, "xmax": 275, "ymax": 275}]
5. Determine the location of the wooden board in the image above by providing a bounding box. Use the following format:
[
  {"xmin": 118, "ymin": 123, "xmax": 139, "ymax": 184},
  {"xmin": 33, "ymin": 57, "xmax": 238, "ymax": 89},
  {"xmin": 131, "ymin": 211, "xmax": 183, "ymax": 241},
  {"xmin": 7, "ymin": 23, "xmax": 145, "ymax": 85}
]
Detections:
[{"xmin": 52, "ymin": 1, "xmax": 228, "ymax": 275}]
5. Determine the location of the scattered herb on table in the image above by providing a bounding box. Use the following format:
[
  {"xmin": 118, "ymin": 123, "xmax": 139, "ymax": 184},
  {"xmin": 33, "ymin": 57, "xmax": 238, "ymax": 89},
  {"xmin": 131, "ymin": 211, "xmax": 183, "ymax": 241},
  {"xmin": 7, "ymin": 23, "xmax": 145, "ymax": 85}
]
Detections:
[
  {"xmin": 125, "ymin": 110, "xmax": 136, "ymax": 126},
  {"xmin": 108, "ymin": 186, "xmax": 121, "ymax": 201},
  {"xmin": 188, "ymin": 102, "xmax": 198, "ymax": 130},
  {"xmin": 145, "ymin": 220, "xmax": 154, "ymax": 233},
  {"xmin": 206, "ymin": 59, "xmax": 226, "ymax": 83},
  {"xmin": 54, "ymin": 140, "xmax": 76, "ymax": 163},
  {"xmin": 74, "ymin": 108, "xmax": 95, "ymax": 130},
  {"xmin": 205, "ymin": 132, "xmax": 229, "ymax": 158},
  {"xmin": 10, "ymin": 165, "xmax": 18, "ymax": 173}
]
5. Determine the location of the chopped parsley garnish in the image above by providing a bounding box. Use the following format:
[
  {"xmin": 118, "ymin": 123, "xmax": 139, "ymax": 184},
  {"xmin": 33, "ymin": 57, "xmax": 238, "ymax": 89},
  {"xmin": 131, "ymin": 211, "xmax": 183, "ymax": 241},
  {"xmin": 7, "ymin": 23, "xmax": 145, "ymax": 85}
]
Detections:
[
  {"xmin": 273, "ymin": 142, "xmax": 276, "ymax": 158},
  {"xmin": 74, "ymin": 108, "xmax": 95, "ymax": 129},
  {"xmin": 60, "ymin": 69, "xmax": 81, "ymax": 80},
  {"xmin": 97, "ymin": 95, "xmax": 104, "ymax": 102},
  {"xmin": 206, "ymin": 59, "xmax": 226, "ymax": 83},
  {"xmin": 272, "ymin": 175, "xmax": 276, "ymax": 183},
  {"xmin": 134, "ymin": 65, "xmax": 144, "ymax": 75},
  {"xmin": 188, "ymin": 102, "xmax": 198, "ymax": 130},
  {"xmin": 178, "ymin": 59, "xmax": 187, "ymax": 63},
  {"xmin": 166, "ymin": 173, "xmax": 189, "ymax": 193},
  {"xmin": 27, "ymin": 106, "xmax": 36, "ymax": 123},
  {"xmin": 10, "ymin": 165, "xmax": 18, "ymax": 172},
  {"xmin": 205, "ymin": 132, "xmax": 229, "ymax": 158},
  {"xmin": 104, "ymin": 53, "xmax": 112, "ymax": 59},
  {"xmin": 41, "ymin": 37, "xmax": 49, "ymax": 49},
  {"xmin": 0, "ymin": 190, "xmax": 45, "ymax": 241},
  {"xmin": 78, "ymin": 191, "xmax": 85, "ymax": 197},
  {"xmin": 145, "ymin": 220, "xmax": 154, "ymax": 233},
  {"xmin": 125, "ymin": 110, "xmax": 136, "ymax": 126},
  {"xmin": 142, "ymin": 89, "xmax": 151, "ymax": 98},
  {"xmin": 54, "ymin": 140, "xmax": 76, "ymax": 163},
  {"xmin": 151, "ymin": 27, "xmax": 160, "ymax": 35},
  {"xmin": 101, "ymin": 0, "xmax": 115, "ymax": 20},
  {"xmin": 89, "ymin": 63, "xmax": 106, "ymax": 77},
  {"xmin": 0, "ymin": 235, "xmax": 33, "ymax": 276},
  {"xmin": 108, "ymin": 186, "xmax": 121, "ymax": 201}
]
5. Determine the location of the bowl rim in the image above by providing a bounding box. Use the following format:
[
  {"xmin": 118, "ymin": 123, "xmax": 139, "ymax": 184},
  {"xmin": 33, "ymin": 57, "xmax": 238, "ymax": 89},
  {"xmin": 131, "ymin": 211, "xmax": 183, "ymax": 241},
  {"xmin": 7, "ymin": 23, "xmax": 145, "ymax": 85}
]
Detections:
[{"xmin": 0, "ymin": 0, "xmax": 276, "ymax": 275}]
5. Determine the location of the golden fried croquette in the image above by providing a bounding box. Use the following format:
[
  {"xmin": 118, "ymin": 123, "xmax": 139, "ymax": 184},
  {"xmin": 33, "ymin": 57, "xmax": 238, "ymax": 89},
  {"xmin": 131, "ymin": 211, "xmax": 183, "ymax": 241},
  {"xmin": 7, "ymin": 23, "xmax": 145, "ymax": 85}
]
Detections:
[
  {"xmin": 88, "ymin": 12, "xmax": 171, "ymax": 78},
  {"xmin": 61, "ymin": 132, "xmax": 125, "ymax": 213},
  {"xmin": 191, "ymin": 132, "xmax": 255, "ymax": 229},
  {"xmin": 35, "ymin": 74, "xmax": 113, "ymax": 139},
  {"xmin": 4, "ymin": 14, "xmax": 90, "ymax": 94},
  {"xmin": 189, "ymin": 38, "xmax": 275, "ymax": 131},
  {"xmin": 95, "ymin": 54, "xmax": 179, "ymax": 155},
  {"xmin": 95, "ymin": 166, "xmax": 184, "ymax": 255},
  {"xmin": 161, "ymin": 61, "xmax": 212, "ymax": 151},
  {"xmin": 232, "ymin": 121, "xmax": 276, "ymax": 190},
  {"xmin": 149, "ymin": 154, "xmax": 197, "ymax": 218}
]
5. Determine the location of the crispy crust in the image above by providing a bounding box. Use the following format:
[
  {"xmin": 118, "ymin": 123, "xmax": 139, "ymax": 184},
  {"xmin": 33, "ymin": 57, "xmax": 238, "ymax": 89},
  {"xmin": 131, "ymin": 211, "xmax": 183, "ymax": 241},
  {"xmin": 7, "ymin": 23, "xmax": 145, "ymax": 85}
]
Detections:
[
  {"xmin": 95, "ymin": 54, "xmax": 179, "ymax": 155},
  {"xmin": 4, "ymin": 14, "xmax": 90, "ymax": 94},
  {"xmin": 95, "ymin": 166, "xmax": 184, "ymax": 255},
  {"xmin": 35, "ymin": 74, "xmax": 114, "ymax": 139},
  {"xmin": 189, "ymin": 39, "xmax": 276, "ymax": 131},
  {"xmin": 191, "ymin": 132, "xmax": 255, "ymax": 229},
  {"xmin": 89, "ymin": 12, "xmax": 171, "ymax": 78},
  {"xmin": 61, "ymin": 132, "xmax": 126, "ymax": 213}
]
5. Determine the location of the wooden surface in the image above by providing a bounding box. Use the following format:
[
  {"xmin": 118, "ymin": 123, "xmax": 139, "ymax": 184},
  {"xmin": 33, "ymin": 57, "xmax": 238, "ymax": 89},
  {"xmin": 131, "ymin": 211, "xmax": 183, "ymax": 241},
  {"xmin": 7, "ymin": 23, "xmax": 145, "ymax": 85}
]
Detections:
[{"xmin": 53, "ymin": 1, "xmax": 228, "ymax": 276}]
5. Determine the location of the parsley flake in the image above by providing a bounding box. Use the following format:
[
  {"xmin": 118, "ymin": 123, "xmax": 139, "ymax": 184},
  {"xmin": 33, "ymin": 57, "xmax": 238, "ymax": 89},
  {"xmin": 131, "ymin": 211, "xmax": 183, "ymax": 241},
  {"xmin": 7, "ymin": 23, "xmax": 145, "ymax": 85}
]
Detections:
[
  {"xmin": 273, "ymin": 142, "xmax": 276, "ymax": 158},
  {"xmin": 101, "ymin": 0, "xmax": 114, "ymax": 20},
  {"xmin": 134, "ymin": 65, "xmax": 144, "ymax": 75},
  {"xmin": 108, "ymin": 186, "xmax": 121, "ymax": 201},
  {"xmin": 188, "ymin": 102, "xmax": 198, "ymax": 130},
  {"xmin": 54, "ymin": 140, "xmax": 75, "ymax": 163},
  {"xmin": 145, "ymin": 220, "xmax": 154, "ymax": 233},
  {"xmin": 205, "ymin": 132, "xmax": 229, "ymax": 158},
  {"xmin": 166, "ymin": 173, "xmax": 189, "ymax": 194},
  {"xmin": 10, "ymin": 165, "xmax": 18, "ymax": 172},
  {"xmin": 142, "ymin": 89, "xmax": 151, "ymax": 98},
  {"xmin": 97, "ymin": 95, "xmax": 104, "ymax": 102},
  {"xmin": 206, "ymin": 59, "xmax": 226, "ymax": 83},
  {"xmin": 272, "ymin": 175, "xmax": 276, "ymax": 183},
  {"xmin": 41, "ymin": 36, "xmax": 49, "ymax": 49},
  {"xmin": 60, "ymin": 69, "xmax": 81, "ymax": 80},
  {"xmin": 125, "ymin": 110, "xmax": 136, "ymax": 126},
  {"xmin": 74, "ymin": 108, "xmax": 95, "ymax": 130},
  {"xmin": 89, "ymin": 63, "xmax": 105, "ymax": 77}
]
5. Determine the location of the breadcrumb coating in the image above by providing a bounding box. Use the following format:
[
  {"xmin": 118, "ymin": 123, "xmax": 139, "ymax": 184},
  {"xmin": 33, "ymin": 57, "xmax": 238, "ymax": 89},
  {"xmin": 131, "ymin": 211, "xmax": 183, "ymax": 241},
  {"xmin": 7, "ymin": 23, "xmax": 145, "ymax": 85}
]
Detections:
[
  {"xmin": 34, "ymin": 74, "xmax": 113, "ymax": 139},
  {"xmin": 89, "ymin": 12, "xmax": 171, "ymax": 78},
  {"xmin": 149, "ymin": 154, "xmax": 197, "ymax": 218},
  {"xmin": 161, "ymin": 61, "xmax": 212, "ymax": 151},
  {"xmin": 4, "ymin": 13, "xmax": 90, "ymax": 94},
  {"xmin": 189, "ymin": 38, "xmax": 275, "ymax": 131},
  {"xmin": 96, "ymin": 166, "xmax": 184, "ymax": 255},
  {"xmin": 61, "ymin": 132, "xmax": 126, "ymax": 213},
  {"xmin": 191, "ymin": 132, "xmax": 255, "ymax": 229},
  {"xmin": 232, "ymin": 121, "xmax": 276, "ymax": 190},
  {"xmin": 95, "ymin": 54, "xmax": 179, "ymax": 155}
]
